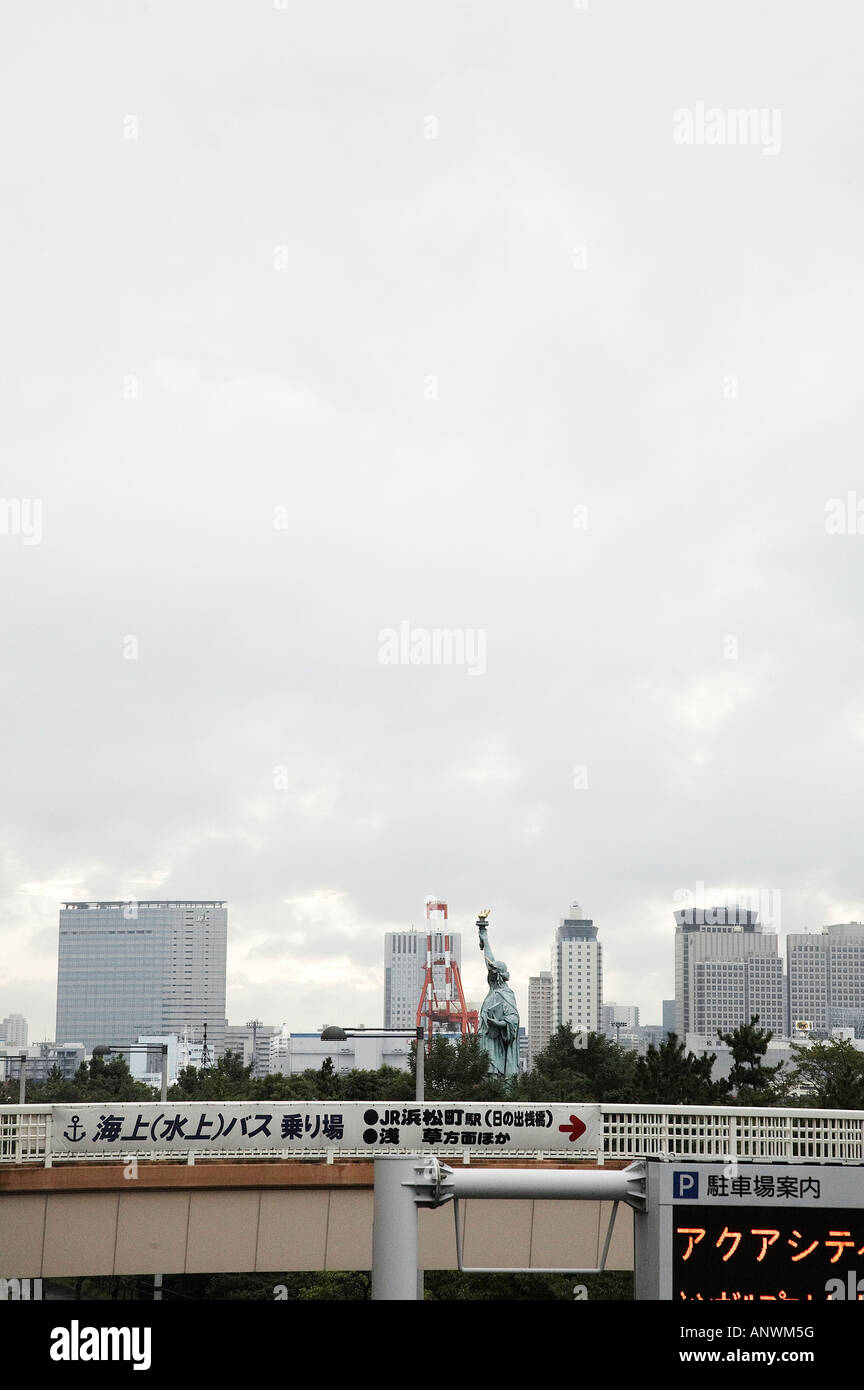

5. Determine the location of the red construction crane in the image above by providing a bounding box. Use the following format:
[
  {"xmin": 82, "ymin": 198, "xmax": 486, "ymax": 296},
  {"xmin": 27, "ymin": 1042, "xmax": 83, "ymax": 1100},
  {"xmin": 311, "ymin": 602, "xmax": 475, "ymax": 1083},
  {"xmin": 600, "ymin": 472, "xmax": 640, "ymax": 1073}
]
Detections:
[{"xmin": 416, "ymin": 896, "xmax": 478, "ymax": 1046}]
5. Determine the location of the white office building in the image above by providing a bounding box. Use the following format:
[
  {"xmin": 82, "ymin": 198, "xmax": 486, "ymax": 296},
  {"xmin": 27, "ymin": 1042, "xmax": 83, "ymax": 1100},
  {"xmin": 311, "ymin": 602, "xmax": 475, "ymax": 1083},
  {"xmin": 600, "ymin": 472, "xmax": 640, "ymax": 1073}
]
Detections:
[
  {"xmin": 552, "ymin": 904, "xmax": 602, "ymax": 1034},
  {"xmin": 787, "ymin": 923, "xmax": 864, "ymax": 1036},
  {"xmin": 527, "ymin": 970, "xmax": 553, "ymax": 1066},
  {"xmin": 690, "ymin": 955, "xmax": 784, "ymax": 1036},
  {"xmin": 277, "ymin": 1031, "xmax": 414, "ymax": 1074},
  {"xmin": 0, "ymin": 1014, "xmax": 27, "ymax": 1048},
  {"xmin": 674, "ymin": 906, "xmax": 781, "ymax": 1037},
  {"xmin": 225, "ymin": 1021, "xmax": 281, "ymax": 1076}
]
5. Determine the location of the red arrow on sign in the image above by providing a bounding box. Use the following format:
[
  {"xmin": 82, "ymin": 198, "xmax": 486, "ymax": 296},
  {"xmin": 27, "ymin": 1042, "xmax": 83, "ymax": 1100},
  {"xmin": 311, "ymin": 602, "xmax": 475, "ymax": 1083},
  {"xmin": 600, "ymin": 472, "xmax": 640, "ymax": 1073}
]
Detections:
[{"xmin": 558, "ymin": 1115, "xmax": 587, "ymax": 1143}]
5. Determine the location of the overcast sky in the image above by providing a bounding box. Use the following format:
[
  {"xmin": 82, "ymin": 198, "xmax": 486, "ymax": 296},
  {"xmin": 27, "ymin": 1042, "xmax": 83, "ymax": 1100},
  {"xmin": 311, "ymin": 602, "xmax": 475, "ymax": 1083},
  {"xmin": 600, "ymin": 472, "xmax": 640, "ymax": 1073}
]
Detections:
[{"xmin": 2, "ymin": 0, "xmax": 862, "ymax": 1043}]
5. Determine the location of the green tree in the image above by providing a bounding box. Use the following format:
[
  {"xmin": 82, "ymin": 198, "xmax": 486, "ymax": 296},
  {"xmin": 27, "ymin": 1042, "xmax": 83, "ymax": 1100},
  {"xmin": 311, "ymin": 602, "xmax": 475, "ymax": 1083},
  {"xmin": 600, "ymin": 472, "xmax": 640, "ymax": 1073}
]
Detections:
[
  {"xmin": 297, "ymin": 1272, "xmax": 370, "ymax": 1300},
  {"xmin": 171, "ymin": 1065, "xmax": 203, "ymax": 1099},
  {"xmin": 782, "ymin": 1039, "xmax": 864, "ymax": 1109},
  {"xmin": 424, "ymin": 1034, "xmax": 504, "ymax": 1099},
  {"xmin": 30, "ymin": 1052, "xmax": 157, "ymax": 1103},
  {"xmin": 251, "ymin": 1071, "xmax": 319, "ymax": 1102},
  {"xmin": 166, "ymin": 1049, "xmax": 253, "ymax": 1102},
  {"xmin": 28, "ymin": 1065, "xmax": 80, "ymax": 1103},
  {"xmin": 314, "ymin": 1055, "xmax": 343, "ymax": 1100},
  {"xmin": 715, "ymin": 1016, "xmax": 783, "ymax": 1104},
  {"xmin": 517, "ymin": 1026, "xmax": 637, "ymax": 1102},
  {"xmin": 424, "ymin": 1270, "xmax": 632, "ymax": 1300},
  {"xmin": 336, "ymin": 1067, "xmax": 414, "ymax": 1102},
  {"xmin": 634, "ymin": 1034, "xmax": 719, "ymax": 1104}
]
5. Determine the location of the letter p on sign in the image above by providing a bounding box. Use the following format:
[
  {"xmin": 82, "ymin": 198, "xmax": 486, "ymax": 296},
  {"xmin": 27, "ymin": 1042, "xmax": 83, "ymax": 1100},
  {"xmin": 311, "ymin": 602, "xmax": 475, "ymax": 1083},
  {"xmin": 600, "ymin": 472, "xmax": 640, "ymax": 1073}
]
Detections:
[{"xmin": 673, "ymin": 1171, "xmax": 699, "ymax": 1199}]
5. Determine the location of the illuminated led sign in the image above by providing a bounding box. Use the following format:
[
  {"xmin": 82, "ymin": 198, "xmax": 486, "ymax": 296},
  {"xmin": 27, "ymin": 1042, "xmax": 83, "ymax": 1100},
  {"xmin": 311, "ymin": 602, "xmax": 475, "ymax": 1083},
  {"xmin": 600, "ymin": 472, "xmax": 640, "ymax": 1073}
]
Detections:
[{"xmin": 635, "ymin": 1161, "xmax": 864, "ymax": 1301}]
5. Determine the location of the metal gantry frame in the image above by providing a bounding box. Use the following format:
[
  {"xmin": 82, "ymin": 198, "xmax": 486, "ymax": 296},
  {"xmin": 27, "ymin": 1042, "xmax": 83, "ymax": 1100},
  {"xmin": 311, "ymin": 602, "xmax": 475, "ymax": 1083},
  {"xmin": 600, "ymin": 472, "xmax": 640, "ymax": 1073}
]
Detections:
[
  {"xmin": 371, "ymin": 1155, "xmax": 647, "ymax": 1300},
  {"xmin": 450, "ymin": 1194, "xmax": 622, "ymax": 1276}
]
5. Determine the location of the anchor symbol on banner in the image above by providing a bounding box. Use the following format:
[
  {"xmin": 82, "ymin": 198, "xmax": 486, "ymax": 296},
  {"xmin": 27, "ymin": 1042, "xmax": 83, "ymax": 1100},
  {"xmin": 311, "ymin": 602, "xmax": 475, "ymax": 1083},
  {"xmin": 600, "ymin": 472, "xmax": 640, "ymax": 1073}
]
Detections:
[{"xmin": 63, "ymin": 1114, "xmax": 87, "ymax": 1143}]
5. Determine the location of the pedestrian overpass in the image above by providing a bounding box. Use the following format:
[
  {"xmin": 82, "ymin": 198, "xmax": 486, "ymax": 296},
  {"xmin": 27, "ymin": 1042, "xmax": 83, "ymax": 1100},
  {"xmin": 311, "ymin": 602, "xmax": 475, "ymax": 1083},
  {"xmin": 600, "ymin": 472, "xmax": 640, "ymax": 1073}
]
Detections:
[{"xmin": 2, "ymin": 1103, "xmax": 862, "ymax": 1286}]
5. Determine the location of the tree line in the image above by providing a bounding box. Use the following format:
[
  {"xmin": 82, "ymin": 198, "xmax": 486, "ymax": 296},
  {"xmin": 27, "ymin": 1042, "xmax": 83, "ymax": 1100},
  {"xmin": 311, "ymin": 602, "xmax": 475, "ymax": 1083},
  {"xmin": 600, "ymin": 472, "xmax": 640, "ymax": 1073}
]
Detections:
[{"xmin": 3, "ymin": 1018, "xmax": 864, "ymax": 1108}]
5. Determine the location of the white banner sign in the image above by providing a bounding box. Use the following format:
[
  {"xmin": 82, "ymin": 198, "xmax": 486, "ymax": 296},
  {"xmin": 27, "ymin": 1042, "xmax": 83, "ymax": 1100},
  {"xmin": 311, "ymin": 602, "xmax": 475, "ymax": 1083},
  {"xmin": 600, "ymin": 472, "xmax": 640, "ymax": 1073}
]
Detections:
[{"xmin": 52, "ymin": 1102, "xmax": 601, "ymax": 1155}]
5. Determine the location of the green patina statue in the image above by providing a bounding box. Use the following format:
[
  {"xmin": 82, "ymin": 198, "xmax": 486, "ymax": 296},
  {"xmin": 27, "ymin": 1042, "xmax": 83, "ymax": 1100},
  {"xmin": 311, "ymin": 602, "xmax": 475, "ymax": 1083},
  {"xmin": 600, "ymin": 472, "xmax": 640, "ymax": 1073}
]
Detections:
[{"xmin": 477, "ymin": 911, "xmax": 520, "ymax": 1078}]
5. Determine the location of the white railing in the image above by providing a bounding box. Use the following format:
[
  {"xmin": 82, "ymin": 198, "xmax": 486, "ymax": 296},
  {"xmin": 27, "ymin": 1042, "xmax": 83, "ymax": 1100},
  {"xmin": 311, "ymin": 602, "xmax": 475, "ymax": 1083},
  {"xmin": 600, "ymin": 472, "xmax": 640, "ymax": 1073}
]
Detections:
[
  {"xmin": 600, "ymin": 1103, "xmax": 864, "ymax": 1163},
  {"xmin": 0, "ymin": 1107, "xmax": 51, "ymax": 1163},
  {"xmin": 3, "ymin": 1103, "xmax": 864, "ymax": 1165}
]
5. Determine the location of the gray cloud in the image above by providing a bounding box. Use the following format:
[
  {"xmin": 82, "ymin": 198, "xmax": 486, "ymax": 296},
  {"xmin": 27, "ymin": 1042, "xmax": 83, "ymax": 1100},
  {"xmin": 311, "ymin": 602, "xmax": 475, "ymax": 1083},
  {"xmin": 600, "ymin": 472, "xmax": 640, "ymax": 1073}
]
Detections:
[{"xmin": 2, "ymin": 0, "xmax": 862, "ymax": 1039}]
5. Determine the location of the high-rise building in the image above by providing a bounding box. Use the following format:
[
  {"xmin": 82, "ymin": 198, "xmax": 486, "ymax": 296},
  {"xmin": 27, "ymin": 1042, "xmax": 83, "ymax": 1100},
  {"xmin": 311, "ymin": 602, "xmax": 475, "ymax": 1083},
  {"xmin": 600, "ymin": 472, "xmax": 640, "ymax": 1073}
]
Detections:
[
  {"xmin": 0, "ymin": 1014, "xmax": 27, "ymax": 1048},
  {"xmin": 690, "ymin": 956, "xmax": 784, "ymax": 1036},
  {"xmin": 552, "ymin": 903, "xmax": 602, "ymax": 1034},
  {"xmin": 527, "ymin": 970, "xmax": 553, "ymax": 1066},
  {"xmin": 383, "ymin": 928, "xmax": 462, "ymax": 1030},
  {"xmin": 674, "ymin": 906, "xmax": 780, "ymax": 1037},
  {"xmin": 55, "ymin": 901, "xmax": 227, "ymax": 1055},
  {"xmin": 787, "ymin": 923, "xmax": 864, "ymax": 1036}
]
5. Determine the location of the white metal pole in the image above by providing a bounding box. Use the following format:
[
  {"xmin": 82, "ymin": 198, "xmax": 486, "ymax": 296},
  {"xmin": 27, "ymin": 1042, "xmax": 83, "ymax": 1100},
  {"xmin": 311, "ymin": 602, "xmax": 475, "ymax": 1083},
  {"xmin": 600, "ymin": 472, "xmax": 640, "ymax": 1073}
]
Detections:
[
  {"xmin": 18, "ymin": 1054, "xmax": 26, "ymax": 1105},
  {"xmin": 160, "ymin": 1046, "xmax": 168, "ymax": 1103},
  {"xmin": 414, "ymin": 1027, "xmax": 425, "ymax": 1298},
  {"xmin": 446, "ymin": 1168, "xmax": 639, "ymax": 1201},
  {"xmin": 415, "ymin": 1027, "xmax": 424, "ymax": 1103},
  {"xmin": 371, "ymin": 1158, "xmax": 422, "ymax": 1301}
]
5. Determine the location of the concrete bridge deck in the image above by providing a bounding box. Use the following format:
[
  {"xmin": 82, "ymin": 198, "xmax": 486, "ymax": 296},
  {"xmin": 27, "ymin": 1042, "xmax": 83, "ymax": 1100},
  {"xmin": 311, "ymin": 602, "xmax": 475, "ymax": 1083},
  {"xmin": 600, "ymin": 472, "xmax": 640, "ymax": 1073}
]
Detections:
[
  {"xmin": 0, "ymin": 1158, "xmax": 634, "ymax": 1278},
  {"xmin": 6, "ymin": 1099, "xmax": 864, "ymax": 1280}
]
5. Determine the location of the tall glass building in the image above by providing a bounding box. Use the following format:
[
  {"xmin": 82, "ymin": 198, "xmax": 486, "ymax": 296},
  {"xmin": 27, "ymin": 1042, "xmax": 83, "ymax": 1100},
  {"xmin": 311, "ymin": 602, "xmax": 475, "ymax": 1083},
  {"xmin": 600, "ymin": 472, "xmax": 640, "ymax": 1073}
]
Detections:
[{"xmin": 55, "ymin": 900, "xmax": 228, "ymax": 1055}]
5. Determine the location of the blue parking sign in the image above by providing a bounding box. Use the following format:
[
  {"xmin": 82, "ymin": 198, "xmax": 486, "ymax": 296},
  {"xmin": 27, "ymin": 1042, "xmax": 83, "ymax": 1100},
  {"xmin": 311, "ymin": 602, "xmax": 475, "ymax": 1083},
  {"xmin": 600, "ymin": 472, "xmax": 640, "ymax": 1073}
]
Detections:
[{"xmin": 673, "ymin": 1170, "xmax": 699, "ymax": 1199}]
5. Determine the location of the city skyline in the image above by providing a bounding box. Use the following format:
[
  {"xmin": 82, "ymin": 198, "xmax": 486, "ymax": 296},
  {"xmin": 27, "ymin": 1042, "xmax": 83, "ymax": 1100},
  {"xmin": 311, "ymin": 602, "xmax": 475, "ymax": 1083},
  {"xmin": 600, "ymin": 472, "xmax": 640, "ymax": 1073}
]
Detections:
[{"xmin": 4, "ymin": 889, "xmax": 864, "ymax": 1044}]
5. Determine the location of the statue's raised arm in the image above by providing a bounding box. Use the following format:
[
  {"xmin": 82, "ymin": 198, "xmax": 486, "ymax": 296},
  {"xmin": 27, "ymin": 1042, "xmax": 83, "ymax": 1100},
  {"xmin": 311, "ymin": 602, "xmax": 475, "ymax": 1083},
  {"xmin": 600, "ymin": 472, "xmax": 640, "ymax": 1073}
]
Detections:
[{"xmin": 477, "ymin": 909, "xmax": 496, "ymax": 969}]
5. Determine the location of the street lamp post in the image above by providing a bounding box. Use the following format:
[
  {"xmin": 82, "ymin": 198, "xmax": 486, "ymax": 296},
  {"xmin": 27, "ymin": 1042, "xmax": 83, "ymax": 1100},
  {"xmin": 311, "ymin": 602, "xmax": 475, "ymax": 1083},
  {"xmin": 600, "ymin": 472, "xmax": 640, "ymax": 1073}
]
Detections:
[{"xmin": 331, "ymin": 1027, "xmax": 426, "ymax": 1101}]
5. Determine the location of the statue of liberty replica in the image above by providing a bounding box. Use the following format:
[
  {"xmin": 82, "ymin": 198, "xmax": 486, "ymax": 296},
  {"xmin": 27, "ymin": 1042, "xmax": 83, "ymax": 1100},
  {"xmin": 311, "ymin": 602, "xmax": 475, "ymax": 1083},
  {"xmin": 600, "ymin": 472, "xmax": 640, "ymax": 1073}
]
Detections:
[{"xmin": 476, "ymin": 911, "xmax": 520, "ymax": 1078}]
